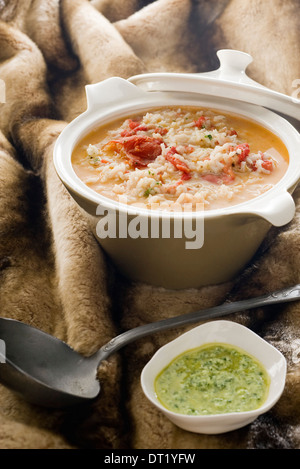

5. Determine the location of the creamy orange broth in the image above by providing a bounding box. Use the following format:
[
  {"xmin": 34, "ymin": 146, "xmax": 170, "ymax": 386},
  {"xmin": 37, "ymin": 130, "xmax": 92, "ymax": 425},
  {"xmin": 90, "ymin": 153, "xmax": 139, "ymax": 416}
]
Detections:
[{"xmin": 72, "ymin": 106, "xmax": 289, "ymax": 211}]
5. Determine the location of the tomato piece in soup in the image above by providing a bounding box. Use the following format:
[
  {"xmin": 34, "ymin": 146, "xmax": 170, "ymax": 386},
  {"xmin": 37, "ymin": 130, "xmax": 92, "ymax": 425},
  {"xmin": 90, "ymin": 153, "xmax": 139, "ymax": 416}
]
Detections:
[{"xmin": 106, "ymin": 135, "xmax": 163, "ymax": 167}]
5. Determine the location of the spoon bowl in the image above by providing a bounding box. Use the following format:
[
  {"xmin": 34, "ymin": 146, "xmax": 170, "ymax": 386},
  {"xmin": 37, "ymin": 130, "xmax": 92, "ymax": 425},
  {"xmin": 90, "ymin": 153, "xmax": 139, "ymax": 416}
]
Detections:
[
  {"xmin": 0, "ymin": 318, "xmax": 100, "ymax": 406},
  {"xmin": 0, "ymin": 284, "xmax": 299, "ymax": 407}
]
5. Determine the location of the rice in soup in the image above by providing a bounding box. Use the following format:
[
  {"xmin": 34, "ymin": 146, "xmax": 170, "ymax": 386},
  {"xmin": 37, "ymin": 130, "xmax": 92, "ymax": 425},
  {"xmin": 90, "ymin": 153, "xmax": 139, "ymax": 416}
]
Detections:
[{"xmin": 71, "ymin": 107, "xmax": 289, "ymax": 211}]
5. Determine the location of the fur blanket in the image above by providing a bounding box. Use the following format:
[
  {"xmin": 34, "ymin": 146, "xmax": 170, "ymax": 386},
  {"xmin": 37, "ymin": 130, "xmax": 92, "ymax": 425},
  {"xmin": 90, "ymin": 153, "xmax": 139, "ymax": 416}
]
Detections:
[{"xmin": 0, "ymin": 0, "xmax": 300, "ymax": 450}]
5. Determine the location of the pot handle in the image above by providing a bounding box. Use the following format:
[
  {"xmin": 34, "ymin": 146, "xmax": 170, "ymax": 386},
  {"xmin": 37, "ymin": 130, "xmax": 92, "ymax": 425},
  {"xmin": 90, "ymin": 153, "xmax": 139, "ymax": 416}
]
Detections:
[
  {"xmin": 249, "ymin": 191, "xmax": 295, "ymax": 226},
  {"xmin": 205, "ymin": 50, "xmax": 264, "ymax": 88},
  {"xmin": 85, "ymin": 77, "xmax": 147, "ymax": 111}
]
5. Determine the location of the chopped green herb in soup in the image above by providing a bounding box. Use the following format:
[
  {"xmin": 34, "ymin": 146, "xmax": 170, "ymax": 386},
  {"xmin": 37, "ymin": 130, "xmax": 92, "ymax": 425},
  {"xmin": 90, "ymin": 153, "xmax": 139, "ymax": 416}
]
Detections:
[{"xmin": 155, "ymin": 343, "xmax": 270, "ymax": 415}]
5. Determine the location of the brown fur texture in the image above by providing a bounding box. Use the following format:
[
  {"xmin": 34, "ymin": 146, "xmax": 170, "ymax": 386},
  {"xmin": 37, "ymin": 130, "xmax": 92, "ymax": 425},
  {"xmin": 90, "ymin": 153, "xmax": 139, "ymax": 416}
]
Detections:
[{"xmin": 0, "ymin": 0, "xmax": 299, "ymax": 449}]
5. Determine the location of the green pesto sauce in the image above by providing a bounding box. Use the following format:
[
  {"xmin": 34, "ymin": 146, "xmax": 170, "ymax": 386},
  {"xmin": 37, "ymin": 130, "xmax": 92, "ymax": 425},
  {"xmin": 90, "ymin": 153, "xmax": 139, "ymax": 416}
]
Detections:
[{"xmin": 155, "ymin": 343, "xmax": 270, "ymax": 416}]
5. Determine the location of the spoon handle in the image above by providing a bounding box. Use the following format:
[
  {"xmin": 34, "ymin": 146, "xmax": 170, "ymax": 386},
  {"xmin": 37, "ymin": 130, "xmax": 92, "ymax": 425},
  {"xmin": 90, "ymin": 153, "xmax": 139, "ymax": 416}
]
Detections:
[{"xmin": 96, "ymin": 284, "xmax": 300, "ymax": 363}]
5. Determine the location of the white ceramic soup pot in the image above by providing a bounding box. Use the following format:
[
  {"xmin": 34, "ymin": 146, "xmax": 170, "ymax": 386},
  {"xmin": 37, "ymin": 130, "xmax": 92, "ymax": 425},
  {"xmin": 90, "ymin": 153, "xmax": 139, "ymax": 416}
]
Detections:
[
  {"xmin": 53, "ymin": 50, "xmax": 300, "ymax": 289},
  {"xmin": 141, "ymin": 320, "xmax": 287, "ymax": 434}
]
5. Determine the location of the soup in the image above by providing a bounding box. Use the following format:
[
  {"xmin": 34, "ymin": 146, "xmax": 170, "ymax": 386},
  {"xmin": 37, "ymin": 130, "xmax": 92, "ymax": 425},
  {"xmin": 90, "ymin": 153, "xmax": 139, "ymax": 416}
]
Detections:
[{"xmin": 72, "ymin": 106, "xmax": 289, "ymax": 211}]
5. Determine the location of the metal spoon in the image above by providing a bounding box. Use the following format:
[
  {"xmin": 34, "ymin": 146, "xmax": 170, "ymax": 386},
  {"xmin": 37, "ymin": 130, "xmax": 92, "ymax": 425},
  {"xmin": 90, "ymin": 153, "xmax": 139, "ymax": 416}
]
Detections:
[{"xmin": 0, "ymin": 284, "xmax": 299, "ymax": 408}]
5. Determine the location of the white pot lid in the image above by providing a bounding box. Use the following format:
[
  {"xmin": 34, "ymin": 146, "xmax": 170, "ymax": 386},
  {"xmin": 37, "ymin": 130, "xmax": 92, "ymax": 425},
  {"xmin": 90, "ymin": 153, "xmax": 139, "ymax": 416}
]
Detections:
[{"xmin": 128, "ymin": 49, "xmax": 300, "ymax": 122}]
